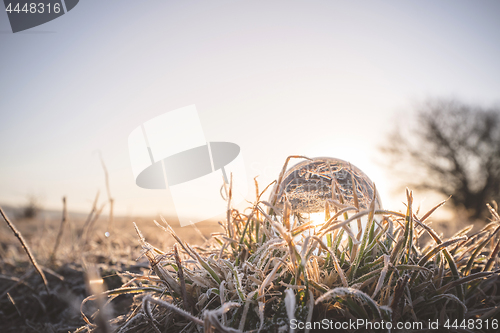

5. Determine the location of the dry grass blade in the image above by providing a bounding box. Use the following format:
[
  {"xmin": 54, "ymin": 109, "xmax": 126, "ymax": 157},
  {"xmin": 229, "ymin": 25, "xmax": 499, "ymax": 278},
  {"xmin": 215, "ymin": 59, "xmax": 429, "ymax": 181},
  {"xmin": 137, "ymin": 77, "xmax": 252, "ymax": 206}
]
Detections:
[
  {"xmin": 204, "ymin": 302, "xmax": 241, "ymax": 333},
  {"xmin": 82, "ymin": 201, "xmax": 106, "ymax": 246},
  {"xmin": 479, "ymin": 306, "xmax": 500, "ymax": 320},
  {"xmin": 484, "ymin": 238, "xmax": 500, "ymax": 272},
  {"xmin": 348, "ymin": 163, "xmax": 362, "ymax": 242},
  {"xmin": 419, "ymin": 197, "xmax": 450, "ymax": 223},
  {"xmin": 429, "ymin": 294, "xmax": 467, "ymax": 313},
  {"xmin": 269, "ymin": 155, "xmax": 311, "ymax": 208},
  {"xmin": 390, "ymin": 275, "xmax": 409, "ymax": 319},
  {"xmin": 350, "ymin": 184, "xmax": 378, "ymax": 279},
  {"xmin": 0, "ymin": 206, "xmax": 49, "ymax": 294},
  {"xmin": 50, "ymin": 196, "xmax": 68, "ymax": 263},
  {"xmin": 81, "ymin": 191, "xmax": 100, "ymax": 243},
  {"xmin": 99, "ymin": 152, "xmax": 115, "ymax": 234},
  {"xmin": 315, "ymin": 287, "xmax": 382, "ymax": 319},
  {"xmin": 418, "ymin": 236, "xmax": 467, "ymax": 267},
  {"xmin": 258, "ymin": 260, "xmax": 283, "ymax": 298},
  {"xmin": 80, "ymin": 286, "xmax": 168, "ymax": 328},
  {"xmin": 390, "ymin": 236, "xmax": 405, "ymax": 265},
  {"xmin": 404, "ymin": 189, "xmax": 414, "ymax": 263},
  {"xmin": 464, "ymin": 225, "xmax": 500, "ymax": 276},
  {"xmin": 226, "ymin": 173, "xmax": 234, "ymax": 241},
  {"xmin": 7, "ymin": 292, "xmax": 22, "ymax": 318},
  {"xmin": 137, "ymin": 237, "xmax": 183, "ymax": 296},
  {"xmin": 372, "ymin": 255, "xmax": 390, "ymax": 298},
  {"xmin": 487, "ymin": 203, "xmax": 500, "ymax": 221},
  {"xmin": 319, "ymin": 212, "xmax": 362, "ymax": 242},
  {"xmin": 410, "ymin": 211, "xmax": 464, "ymax": 306},
  {"xmin": 145, "ymin": 295, "xmax": 203, "ymax": 325},
  {"xmin": 154, "ymin": 217, "xmax": 192, "ymax": 256},
  {"xmin": 436, "ymin": 271, "xmax": 498, "ymax": 294},
  {"xmin": 312, "ymin": 236, "xmax": 348, "ymax": 287},
  {"xmin": 142, "ymin": 296, "xmax": 161, "ymax": 333}
]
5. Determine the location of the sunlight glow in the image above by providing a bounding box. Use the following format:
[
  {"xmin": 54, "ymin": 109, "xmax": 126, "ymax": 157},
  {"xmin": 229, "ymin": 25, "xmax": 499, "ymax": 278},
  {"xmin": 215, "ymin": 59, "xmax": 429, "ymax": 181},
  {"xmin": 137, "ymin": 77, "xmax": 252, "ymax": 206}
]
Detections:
[
  {"xmin": 308, "ymin": 212, "xmax": 328, "ymax": 227},
  {"xmin": 88, "ymin": 278, "xmax": 104, "ymax": 286},
  {"xmin": 304, "ymin": 210, "xmax": 368, "ymax": 246}
]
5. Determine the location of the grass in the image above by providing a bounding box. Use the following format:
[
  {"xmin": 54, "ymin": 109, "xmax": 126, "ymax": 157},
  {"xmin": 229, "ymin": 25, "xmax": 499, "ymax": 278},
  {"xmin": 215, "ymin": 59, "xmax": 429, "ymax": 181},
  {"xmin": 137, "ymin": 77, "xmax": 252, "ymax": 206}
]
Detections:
[
  {"xmin": 76, "ymin": 157, "xmax": 499, "ymax": 333},
  {"xmin": 1, "ymin": 156, "xmax": 500, "ymax": 332}
]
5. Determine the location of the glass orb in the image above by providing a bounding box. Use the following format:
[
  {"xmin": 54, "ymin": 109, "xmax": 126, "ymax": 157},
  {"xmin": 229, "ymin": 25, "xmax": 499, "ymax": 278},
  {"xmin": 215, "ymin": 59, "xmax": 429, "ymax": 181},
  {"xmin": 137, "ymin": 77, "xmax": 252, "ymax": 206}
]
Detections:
[{"xmin": 275, "ymin": 157, "xmax": 381, "ymax": 215}]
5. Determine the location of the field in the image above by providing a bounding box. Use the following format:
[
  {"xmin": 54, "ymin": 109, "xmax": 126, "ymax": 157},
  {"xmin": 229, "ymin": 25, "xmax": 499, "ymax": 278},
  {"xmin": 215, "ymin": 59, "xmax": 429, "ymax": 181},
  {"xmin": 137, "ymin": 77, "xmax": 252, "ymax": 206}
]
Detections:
[
  {"xmin": 0, "ymin": 204, "xmax": 216, "ymax": 332},
  {"xmin": 1, "ymin": 161, "xmax": 500, "ymax": 333}
]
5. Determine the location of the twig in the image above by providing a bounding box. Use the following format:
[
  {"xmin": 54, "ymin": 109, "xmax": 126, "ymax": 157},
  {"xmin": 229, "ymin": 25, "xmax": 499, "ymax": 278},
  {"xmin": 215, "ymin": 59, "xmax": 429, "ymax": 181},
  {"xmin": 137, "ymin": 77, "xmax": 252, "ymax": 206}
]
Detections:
[
  {"xmin": 84, "ymin": 203, "xmax": 106, "ymax": 244},
  {"xmin": 50, "ymin": 196, "xmax": 68, "ymax": 263},
  {"xmin": 0, "ymin": 206, "xmax": 49, "ymax": 294},
  {"xmin": 100, "ymin": 152, "xmax": 115, "ymax": 236},
  {"xmin": 81, "ymin": 191, "xmax": 100, "ymax": 243}
]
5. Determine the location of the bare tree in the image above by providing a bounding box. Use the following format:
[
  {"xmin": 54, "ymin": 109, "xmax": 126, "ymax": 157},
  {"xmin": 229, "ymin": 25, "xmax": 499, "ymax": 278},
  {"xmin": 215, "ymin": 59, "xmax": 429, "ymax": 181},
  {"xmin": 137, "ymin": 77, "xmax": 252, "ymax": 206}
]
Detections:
[{"xmin": 381, "ymin": 98, "xmax": 500, "ymax": 220}]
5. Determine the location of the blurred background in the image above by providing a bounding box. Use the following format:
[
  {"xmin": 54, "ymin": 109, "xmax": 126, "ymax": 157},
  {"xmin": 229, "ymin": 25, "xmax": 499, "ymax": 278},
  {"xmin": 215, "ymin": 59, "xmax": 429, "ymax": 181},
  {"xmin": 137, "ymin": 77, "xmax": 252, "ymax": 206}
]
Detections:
[{"xmin": 1, "ymin": 0, "xmax": 499, "ymax": 230}]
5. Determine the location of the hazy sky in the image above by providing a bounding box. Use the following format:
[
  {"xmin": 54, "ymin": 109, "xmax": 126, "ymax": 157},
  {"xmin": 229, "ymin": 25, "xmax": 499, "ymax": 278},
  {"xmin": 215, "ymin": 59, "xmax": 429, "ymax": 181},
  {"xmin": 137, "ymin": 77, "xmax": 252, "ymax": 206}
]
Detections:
[{"xmin": 1, "ymin": 1, "xmax": 499, "ymax": 221}]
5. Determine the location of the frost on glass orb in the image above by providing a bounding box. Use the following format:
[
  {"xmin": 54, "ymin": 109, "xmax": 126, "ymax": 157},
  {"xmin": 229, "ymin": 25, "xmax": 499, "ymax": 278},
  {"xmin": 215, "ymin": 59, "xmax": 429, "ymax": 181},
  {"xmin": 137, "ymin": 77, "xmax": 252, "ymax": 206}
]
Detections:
[{"xmin": 275, "ymin": 157, "xmax": 381, "ymax": 215}]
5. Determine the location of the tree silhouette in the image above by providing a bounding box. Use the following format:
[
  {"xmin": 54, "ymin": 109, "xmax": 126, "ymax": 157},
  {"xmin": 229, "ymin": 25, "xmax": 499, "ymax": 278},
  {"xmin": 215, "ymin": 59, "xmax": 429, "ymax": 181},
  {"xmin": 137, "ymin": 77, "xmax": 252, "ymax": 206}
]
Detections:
[{"xmin": 381, "ymin": 98, "xmax": 500, "ymax": 220}]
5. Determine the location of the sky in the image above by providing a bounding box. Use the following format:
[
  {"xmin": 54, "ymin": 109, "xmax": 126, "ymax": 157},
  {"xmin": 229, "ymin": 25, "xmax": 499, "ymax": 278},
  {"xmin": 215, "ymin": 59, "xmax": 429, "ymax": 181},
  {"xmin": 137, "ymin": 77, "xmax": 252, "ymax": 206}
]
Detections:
[{"xmin": 1, "ymin": 1, "xmax": 500, "ymax": 223}]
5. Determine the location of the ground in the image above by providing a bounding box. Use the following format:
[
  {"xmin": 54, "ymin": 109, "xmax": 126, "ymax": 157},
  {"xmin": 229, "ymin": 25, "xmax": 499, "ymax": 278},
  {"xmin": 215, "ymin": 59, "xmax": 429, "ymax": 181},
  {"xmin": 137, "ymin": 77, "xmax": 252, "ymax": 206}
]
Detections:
[{"xmin": 0, "ymin": 205, "xmax": 219, "ymax": 333}]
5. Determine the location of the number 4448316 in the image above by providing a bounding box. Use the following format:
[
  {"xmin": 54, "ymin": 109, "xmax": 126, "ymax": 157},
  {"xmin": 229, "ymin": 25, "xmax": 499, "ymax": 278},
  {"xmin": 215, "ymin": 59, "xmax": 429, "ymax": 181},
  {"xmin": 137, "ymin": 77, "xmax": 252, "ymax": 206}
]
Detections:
[
  {"xmin": 5, "ymin": 2, "xmax": 61, "ymax": 14},
  {"xmin": 444, "ymin": 319, "xmax": 498, "ymax": 330}
]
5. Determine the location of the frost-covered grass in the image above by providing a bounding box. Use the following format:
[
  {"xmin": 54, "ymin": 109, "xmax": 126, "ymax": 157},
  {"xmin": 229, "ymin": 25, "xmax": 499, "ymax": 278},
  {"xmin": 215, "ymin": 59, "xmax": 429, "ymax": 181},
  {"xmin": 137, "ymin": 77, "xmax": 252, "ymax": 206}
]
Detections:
[{"xmin": 77, "ymin": 157, "xmax": 500, "ymax": 333}]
